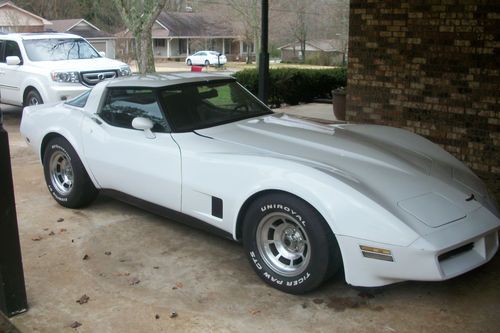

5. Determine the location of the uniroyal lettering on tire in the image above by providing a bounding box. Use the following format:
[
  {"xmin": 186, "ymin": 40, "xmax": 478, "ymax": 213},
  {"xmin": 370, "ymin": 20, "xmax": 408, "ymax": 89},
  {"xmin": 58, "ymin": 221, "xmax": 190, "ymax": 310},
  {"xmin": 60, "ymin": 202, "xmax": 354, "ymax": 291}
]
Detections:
[{"xmin": 243, "ymin": 192, "xmax": 341, "ymax": 294}]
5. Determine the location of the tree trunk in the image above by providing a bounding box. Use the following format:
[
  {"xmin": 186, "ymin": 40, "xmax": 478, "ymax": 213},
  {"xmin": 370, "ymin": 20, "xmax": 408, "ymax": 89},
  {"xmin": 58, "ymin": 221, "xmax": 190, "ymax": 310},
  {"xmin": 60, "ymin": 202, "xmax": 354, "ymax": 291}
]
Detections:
[
  {"xmin": 300, "ymin": 39, "xmax": 306, "ymax": 63},
  {"xmin": 133, "ymin": 29, "xmax": 156, "ymax": 74},
  {"xmin": 246, "ymin": 40, "xmax": 252, "ymax": 64},
  {"xmin": 133, "ymin": 32, "xmax": 143, "ymax": 73},
  {"xmin": 254, "ymin": 33, "xmax": 260, "ymax": 66},
  {"xmin": 113, "ymin": 0, "xmax": 167, "ymax": 75},
  {"xmin": 143, "ymin": 30, "xmax": 156, "ymax": 73}
]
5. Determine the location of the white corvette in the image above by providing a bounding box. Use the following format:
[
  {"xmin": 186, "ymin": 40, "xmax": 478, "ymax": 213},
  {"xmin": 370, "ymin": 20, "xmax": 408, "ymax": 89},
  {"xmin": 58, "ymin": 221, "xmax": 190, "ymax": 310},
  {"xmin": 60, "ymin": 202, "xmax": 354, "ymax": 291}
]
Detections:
[{"xmin": 20, "ymin": 73, "xmax": 500, "ymax": 294}]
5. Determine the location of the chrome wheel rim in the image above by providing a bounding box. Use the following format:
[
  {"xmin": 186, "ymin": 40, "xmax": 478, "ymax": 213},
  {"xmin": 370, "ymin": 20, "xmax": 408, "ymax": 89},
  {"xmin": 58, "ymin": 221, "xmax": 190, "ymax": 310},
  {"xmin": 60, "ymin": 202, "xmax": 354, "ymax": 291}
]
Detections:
[
  {"xmin": 29, "ymin": 96, "xmax": 40, "ymax": 105},
  {"xmin": 49, "ymin": 151, "xmax": 73, "ymax": 195},
  {"xmin": 256, "ymin": 212, "xmax": 310, "ymax": 277}
]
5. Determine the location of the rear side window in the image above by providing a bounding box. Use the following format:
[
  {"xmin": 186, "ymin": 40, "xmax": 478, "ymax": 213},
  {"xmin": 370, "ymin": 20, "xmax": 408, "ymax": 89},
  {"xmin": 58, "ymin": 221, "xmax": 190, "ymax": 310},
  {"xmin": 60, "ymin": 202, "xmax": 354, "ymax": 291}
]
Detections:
[
  {"xmin": 1, "ymin": 41, "xmax": 22, "ymax": 63},
  {"xmin": 65, "ymin": 90, "xmax": 91, "ymax": 108},
  {"xmin": 99, "ymin": 88, "xmax": 169, "ymax": 132}
]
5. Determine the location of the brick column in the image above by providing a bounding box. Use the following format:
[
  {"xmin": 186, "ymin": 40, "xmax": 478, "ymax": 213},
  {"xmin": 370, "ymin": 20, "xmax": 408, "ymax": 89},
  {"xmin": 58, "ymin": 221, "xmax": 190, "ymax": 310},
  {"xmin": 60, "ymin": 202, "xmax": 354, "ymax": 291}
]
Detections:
[{"xmin": 347, "ymin": 0, "xmax": 500, "ymax": 199}]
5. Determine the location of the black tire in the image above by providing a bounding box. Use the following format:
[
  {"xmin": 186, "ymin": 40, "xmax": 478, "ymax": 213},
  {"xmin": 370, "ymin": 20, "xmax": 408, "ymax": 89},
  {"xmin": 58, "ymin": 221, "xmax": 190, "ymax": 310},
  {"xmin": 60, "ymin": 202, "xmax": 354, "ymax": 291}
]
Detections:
[
  {"xmin": 242, "ymin": 192, "xmax": 341, "ymax": 294},
  {"xmin": 187, "ymin": 59, "xmax": 192, "ymax": 66},
  {"xmin": 25, "ymin": 89, "xmax": 43, "ymax": 106},
  {"xmin": 43, "ymin": 137, "xmax": 98, "ymax": 208},
  {"xmin": 204, "ymin": 59, "xmax": 210, "ymax": 66}
]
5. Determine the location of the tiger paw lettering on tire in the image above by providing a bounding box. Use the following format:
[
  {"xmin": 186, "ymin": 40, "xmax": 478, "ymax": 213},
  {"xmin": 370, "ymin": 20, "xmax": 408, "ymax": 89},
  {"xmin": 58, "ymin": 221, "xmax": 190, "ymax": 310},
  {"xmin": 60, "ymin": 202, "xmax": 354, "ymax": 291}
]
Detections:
[
  {"xmin": 43, "ymin": 137, "xmax": 98, "ymax": 208},
  {"xmin": 243, "ymin": 192, "xmax": 341, "ymax": 294}
]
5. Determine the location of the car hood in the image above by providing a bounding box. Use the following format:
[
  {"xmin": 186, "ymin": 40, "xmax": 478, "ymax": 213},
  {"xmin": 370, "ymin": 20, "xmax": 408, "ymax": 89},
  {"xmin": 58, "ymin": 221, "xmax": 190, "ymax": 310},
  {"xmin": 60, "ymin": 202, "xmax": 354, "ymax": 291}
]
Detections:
[
  {"xmin": 29, "ymin": 57, "xmax": 127, "ymax": 71},
  {"xmin": 197, "ymin": 113, "xmax": 494, "ymax": 232}
]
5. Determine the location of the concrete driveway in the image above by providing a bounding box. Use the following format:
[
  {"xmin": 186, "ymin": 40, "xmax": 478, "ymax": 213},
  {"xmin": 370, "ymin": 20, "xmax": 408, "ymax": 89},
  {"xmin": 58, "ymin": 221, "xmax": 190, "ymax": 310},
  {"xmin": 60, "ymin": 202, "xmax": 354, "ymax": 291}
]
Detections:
[{"xmin": 2, "ymin": 107, "xmax": 500, "ymax": 332}]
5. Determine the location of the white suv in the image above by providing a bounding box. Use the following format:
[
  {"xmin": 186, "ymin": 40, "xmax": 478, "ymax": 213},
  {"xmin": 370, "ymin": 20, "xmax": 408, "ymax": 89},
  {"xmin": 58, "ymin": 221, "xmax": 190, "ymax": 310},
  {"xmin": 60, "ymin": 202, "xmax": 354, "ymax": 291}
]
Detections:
[{"xmin": 0, "ymin": 33, "xmax": 131, "ymax": 106}]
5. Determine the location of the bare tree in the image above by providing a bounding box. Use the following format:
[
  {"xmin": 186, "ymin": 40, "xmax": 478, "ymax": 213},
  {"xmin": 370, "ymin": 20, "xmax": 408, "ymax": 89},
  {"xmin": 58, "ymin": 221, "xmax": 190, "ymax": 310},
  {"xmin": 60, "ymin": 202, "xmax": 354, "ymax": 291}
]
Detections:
[
  {"xmin": 292, "ymin": 1, "xmax": 308, "ymax": 63},
  {"xmin": 226, "ymin": 0, "xmax": 260, "ymax": 64},
  {"xmin": 330, "ymin": 0, "xmax": 349, "ymax": 65},
  {"xmin": 113, "ymin": 0, "xmax": 169, "ymax": 73},
  {"xmin": 13, "ymin": 0, "xmax": 83, "ymax": 19}
]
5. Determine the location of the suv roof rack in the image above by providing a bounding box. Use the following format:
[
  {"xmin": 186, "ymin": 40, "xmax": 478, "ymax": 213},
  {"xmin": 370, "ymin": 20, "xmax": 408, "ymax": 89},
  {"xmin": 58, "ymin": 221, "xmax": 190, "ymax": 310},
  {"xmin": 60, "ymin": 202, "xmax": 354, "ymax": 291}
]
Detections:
[{"xmin": 19, "ymin": 32, "xmax": 64, "ymax": 35}]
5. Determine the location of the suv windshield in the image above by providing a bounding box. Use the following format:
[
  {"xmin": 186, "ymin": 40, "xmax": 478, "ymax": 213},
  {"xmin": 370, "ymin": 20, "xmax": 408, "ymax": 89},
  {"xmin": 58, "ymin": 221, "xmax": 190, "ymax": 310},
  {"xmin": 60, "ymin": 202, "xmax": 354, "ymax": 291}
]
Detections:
[
  {"xmin": 23, "ymin": 38, "xmax": 100, "ymax": 61},
  {"xmin": 159, "ymin": 80, "xmax": 272, "ymax": 132}
]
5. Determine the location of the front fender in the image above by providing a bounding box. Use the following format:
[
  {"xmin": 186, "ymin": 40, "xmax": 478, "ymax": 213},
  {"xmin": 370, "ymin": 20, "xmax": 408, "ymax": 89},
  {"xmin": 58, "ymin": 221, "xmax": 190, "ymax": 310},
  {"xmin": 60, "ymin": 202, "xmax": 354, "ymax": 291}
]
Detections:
[
  {"xmin": 20, "ymin": 76, "xmax": 50, "ymax": 104},
  {"xmin": 20, "ymin": 104, "xmax": 99, "ymax": 188},
  {"xmin": 178, "ymin": 142, "xmax": 419, "ymax": 247},
  {"xmin": 229, "ymin": 156, "xmax": 420, "ymax": 247}
]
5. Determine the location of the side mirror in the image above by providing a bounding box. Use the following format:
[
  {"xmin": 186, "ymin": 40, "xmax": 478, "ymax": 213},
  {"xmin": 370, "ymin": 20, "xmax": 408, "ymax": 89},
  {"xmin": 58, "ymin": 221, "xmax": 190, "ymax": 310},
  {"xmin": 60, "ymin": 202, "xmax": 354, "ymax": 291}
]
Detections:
[
  {"xmin": 99, "ymin": 51, "xmax": 106, "ymax": 58},
  {"xmin": 132, "ymin": 117, "xmax": 155, "ymax": 139},
  {"xmin": 6, "ymin": 56, "xmax": 21, "ymax": 66}
]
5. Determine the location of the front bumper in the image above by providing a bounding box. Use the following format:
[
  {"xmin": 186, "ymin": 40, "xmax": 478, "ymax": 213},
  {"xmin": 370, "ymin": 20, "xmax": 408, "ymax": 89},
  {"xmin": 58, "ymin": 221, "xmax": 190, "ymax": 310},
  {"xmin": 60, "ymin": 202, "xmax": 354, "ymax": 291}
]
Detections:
[
  {"xmin": 337, "ymin": 206, "xmax": 500, "ymax": 287},
  {"xmin": 45, "ymin": 84, "xmax": 89, "ymax": 102}
]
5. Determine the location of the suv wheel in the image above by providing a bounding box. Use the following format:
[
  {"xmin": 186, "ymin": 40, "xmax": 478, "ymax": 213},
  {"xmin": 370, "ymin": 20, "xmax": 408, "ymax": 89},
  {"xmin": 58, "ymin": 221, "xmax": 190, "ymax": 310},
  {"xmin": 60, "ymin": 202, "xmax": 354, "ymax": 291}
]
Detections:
[{"xmin": 25, "ymin": 89, "xmax": 43, "ymax": 106}]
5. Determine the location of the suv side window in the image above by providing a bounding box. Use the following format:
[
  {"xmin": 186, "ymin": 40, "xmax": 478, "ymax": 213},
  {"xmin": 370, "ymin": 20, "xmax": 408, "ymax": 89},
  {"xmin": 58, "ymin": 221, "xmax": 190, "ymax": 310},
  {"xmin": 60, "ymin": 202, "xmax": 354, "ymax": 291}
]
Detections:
[
  {"xmin": 0, "ymin": 40, "xmax": 4, "ymax": 61},
  {"xmin": 3, "ymin": 41, "xmax": 23, "ymax": 63},
  {"xmin": 99, "ymin": 88, "xmax": 169, "ymax": 132}
]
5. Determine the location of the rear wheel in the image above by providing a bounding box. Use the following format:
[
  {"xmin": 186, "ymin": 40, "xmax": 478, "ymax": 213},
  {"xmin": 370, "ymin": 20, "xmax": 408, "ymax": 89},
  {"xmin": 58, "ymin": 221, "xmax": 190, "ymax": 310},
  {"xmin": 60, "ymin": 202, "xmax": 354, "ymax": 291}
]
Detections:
[
  {"xmin": 204, "ymin": 59, "xmax": 210, "ymax": 66},
  {"xmin": 43, "ymin": 137, "xmax": 98, "ymax": 208},
  {"xmin": 243, "ymin": 192, "xmax": 341, "ymax": 294},
  {"xmin": 25, "ymin": 89, "xmax": 43, "ymax": 106}
]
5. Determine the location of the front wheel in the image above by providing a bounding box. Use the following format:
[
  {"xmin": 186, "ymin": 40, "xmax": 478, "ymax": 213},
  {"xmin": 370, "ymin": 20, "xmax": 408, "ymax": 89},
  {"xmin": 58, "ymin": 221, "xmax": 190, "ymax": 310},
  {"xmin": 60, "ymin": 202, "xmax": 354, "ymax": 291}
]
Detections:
[
  {"xmin": 243, "ymin": 193, "xmax": 341, "ymax": 294},
  {"xmin": 25, "ymin": 89, "xmax": 43, "ymax": 106},
  {"xmin": 186, "ymin": 59, "xmax": 192, "ymax": 66},
  {"xmin": 43, "ymin": 137, "xmax": 98, "ymax": 208}
]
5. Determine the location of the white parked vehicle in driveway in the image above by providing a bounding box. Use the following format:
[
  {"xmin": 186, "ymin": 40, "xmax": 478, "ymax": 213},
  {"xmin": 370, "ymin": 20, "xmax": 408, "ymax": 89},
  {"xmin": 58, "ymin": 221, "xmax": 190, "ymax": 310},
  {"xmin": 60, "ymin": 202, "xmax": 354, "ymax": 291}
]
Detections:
[
  {"xmin": 20, "ymin": 73, "xmax": 500, "ymax": 294},
  {"xmin": 185, "ymin": 50, "xmax": 227, "ymax": 66},
  {"xmin": 0, "ymin": 32, "xmax": 131, "ymax": 106}
]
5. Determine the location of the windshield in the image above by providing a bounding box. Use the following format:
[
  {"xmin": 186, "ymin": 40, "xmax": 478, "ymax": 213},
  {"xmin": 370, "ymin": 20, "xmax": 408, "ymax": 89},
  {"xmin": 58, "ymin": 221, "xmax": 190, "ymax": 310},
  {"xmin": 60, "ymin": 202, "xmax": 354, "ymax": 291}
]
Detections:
[
  {"xmin": 23, "ymin": 38, "xmax": 100, "ymax": 61},
  {"xmin": 159, "ymin": 80, "xmax": 272, "ymax": 132}
]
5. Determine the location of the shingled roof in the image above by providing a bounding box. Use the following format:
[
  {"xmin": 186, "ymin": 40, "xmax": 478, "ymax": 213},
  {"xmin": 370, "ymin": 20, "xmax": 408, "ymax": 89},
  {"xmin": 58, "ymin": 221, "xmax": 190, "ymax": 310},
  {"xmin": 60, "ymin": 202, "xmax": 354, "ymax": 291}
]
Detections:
[
  {"xmin": 50, "ymin": 18, "xmax": 114, "ymax": 39},
  {"xmin": 155, "ymin": 11, "xmax": 237, "ymax": 38},
  {"xmin": 0, "ymin": 1, "xmax": 52, "ymax": 26}
]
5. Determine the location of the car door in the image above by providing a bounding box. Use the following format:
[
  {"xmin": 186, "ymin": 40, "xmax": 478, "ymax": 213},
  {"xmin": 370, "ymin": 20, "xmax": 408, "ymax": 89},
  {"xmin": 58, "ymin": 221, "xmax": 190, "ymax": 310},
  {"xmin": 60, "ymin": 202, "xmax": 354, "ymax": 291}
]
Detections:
[
  {"xmin": 193, "ymin": 51, "xmax": 206, "ymax": 65},
  {"xmin": 0, "ymin": 40, "xmax": 24, "ymax": 105},
  {"xmin": 81, "ymin": 87, "xmax": 182, "ymax": 211}
]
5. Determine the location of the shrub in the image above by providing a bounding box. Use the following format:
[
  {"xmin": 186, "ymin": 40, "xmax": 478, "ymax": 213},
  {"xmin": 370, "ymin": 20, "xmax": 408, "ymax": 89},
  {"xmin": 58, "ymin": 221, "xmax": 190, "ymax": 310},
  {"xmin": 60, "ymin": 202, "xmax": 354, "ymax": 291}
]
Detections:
[{"xmin": 234, "ymin": 67, "xmax": 347, "ymax": 107}]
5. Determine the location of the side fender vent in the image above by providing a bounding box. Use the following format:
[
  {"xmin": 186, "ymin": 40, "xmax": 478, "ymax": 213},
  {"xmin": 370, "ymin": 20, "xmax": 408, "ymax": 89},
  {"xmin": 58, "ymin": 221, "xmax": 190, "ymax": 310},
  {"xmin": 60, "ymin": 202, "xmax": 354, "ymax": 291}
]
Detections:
[{"xmin": 212, "ymin": 196, "xmax": 223, "ymax": 219}]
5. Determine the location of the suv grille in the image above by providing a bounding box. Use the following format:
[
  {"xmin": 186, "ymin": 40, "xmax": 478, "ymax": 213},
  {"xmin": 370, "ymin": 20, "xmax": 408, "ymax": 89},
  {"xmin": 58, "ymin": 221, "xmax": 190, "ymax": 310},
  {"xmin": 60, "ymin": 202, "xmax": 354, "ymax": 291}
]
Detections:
[{"xmin": 81, "ymin": 70, "xmax": 117, "ymax": 86}]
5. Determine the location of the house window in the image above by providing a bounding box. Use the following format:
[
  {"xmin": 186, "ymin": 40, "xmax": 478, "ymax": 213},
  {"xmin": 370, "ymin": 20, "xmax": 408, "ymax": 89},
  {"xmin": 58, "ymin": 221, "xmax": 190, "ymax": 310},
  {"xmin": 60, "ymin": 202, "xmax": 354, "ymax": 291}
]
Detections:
[{"xmin": 154, "ymin": 39, "xmax": 165, "ymax": 48}]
